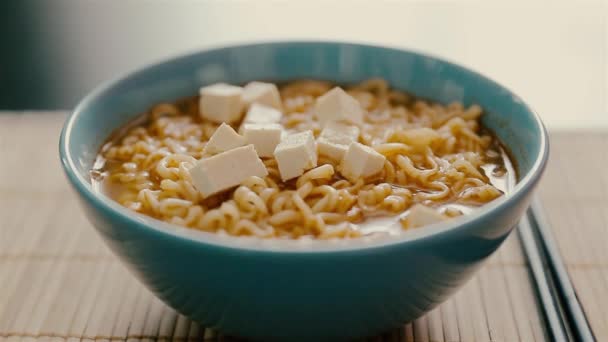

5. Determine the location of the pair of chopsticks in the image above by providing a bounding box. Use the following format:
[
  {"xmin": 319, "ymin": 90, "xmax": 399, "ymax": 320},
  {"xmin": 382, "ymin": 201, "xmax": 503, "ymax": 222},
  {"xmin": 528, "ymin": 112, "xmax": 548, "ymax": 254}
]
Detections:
[{"xmin": 518, "ymin": 198, "xmax": 595, "ymax": 341}]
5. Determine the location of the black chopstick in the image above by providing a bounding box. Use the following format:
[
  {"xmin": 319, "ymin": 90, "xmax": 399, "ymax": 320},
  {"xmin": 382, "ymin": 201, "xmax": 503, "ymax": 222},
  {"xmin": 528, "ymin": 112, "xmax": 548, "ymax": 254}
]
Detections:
[
  {"xmin": 528, "ymin": 199, "xmax": 595, "ymax": 341},
  {"xmin": 518, "ymin": 212, "xmax": 569, "ymax": 341}
]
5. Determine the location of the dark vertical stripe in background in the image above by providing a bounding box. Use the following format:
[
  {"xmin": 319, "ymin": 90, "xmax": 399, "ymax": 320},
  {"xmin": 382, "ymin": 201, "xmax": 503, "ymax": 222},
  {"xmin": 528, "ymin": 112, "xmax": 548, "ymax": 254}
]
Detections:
[{"xmin": 0, "ymin": 2, "xmax": 55, "ymax": 109}]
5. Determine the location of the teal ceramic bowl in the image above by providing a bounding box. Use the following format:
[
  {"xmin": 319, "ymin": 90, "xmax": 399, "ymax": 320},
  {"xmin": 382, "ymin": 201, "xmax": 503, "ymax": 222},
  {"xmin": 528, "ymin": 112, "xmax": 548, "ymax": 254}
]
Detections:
[{"xmin": 60, "ymin": 41, "xmax": 548, "ymax": 341}]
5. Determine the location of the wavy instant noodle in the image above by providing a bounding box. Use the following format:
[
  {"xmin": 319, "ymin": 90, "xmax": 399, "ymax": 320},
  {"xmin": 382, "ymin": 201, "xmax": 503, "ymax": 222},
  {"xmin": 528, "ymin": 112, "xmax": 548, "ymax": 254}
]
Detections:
[{"xmin": 92, "ymin": 79, "xmax": 514, "ymax": 239}]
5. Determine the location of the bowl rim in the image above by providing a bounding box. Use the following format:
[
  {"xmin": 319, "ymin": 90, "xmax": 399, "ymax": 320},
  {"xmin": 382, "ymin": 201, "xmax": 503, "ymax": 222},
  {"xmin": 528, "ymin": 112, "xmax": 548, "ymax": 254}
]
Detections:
[{"xmin": 59, "ymin": 40, "xmax": 549, "ymax": 253}]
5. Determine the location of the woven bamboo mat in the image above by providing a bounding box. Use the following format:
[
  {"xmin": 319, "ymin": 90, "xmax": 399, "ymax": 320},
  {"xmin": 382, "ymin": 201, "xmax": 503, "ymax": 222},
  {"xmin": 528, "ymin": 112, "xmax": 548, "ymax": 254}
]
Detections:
[
  {"xmin": 537, "ymin": 131, "xmax": 608, "ymax": 341},
  {"xmin": 2, "ymin": 111, "xmax": 588, "ymax": 342}
]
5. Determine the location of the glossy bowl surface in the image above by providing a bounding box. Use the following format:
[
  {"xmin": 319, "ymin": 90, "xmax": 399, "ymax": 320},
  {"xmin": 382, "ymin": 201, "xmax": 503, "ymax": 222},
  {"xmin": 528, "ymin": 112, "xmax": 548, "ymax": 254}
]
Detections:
[{"xmin": 60, "ymin": 41, "xmax": 548, "ymax": 341}]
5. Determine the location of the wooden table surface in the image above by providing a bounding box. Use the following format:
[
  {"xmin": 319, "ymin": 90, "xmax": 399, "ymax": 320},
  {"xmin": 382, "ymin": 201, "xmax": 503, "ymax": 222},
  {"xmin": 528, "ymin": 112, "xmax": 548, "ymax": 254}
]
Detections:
[{"xmin": 0, "ymin": 112, "xmax": 605, "ymax": 341}]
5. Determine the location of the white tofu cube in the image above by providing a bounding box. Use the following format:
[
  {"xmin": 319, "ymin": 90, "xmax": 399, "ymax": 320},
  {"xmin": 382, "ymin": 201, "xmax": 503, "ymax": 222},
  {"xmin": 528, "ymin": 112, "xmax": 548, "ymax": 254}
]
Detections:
[
  {"xmin": 242, "ymin": 123, "xmax": 283, "ymax": 157},
  {"xmin": 402, "ymin": 204, "xmax": 447, "ymax": 228},
  {"xmin": 314, "ymin": 87, "xmax": 364, "ymax": 126},
  {"xmin": 203, "ymin": 123, "xmax": 246, "ymax": 155},
  {"xmin": 199, "ymin": 83, "xmax": 244, "ymax": 123},
  {"xmin": 317, "ymin": 122, "xmax": 360, "ymax": 161},
  {"xmin": 190, "ymin": 145, "xmax": 268, "ymax": 197},
  {"xmin": 339, "ymin": 142, "xmax": 386, "ymax": 182},
  {"xmin": 274, "ymin": 130, "xmax": 317, "ymax": 181},
  {"xmin": 242, "ymin": 82, "xmax": 282, "ymax": 110},
  {"xmin": 242, "ymin": 103, "xmax": 282, "ymax": 125}
]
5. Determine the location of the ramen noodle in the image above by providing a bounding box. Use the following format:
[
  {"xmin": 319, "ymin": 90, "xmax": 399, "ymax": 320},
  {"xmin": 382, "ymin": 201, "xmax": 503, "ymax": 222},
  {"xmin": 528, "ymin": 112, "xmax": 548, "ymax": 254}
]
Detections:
[{"xmin": 92, "ymin": 79, "xmax": 514, "ymax": 239}]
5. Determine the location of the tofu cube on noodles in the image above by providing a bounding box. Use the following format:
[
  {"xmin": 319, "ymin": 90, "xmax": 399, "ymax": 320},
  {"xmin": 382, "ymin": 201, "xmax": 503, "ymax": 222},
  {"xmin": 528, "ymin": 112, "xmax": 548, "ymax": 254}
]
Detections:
[
  {"xmin": 190, "ymin": 145, "xmax": 268, "ymax": 197},
  {"xmin": 317, "ymin": 122, "xmax": 360, "ymax": 161},
  {"xmin": 314, "ymin": 87, "xmax": 363, "ymax": 126},
  {"xmin": 203, "ymin": 123, "xmax": 246, "ymax": 155},
  {"xmin": 242, "ymin": 82, "xmax": 283, "ymax": 110},
  {"xmin": 274, "ymin": 130, "xmax": 317, "ymax": 181},
  {"xmin": 402, "ymin": 204, "xmax": 447, "ymax": 228},
  {"xmin": 242, "ymin": 123, "xmax": 283, "ymax": 158},
  {"xmin": 242, "ymin": 103, "xmax": 282, "ymax": 125},
  {"xmin": 339, "ymin": 142, "xmax": 386, "ymax": 182},
  {"xmin": 199, "ymin": 83, "xmax": 244, "ymax": 123}
]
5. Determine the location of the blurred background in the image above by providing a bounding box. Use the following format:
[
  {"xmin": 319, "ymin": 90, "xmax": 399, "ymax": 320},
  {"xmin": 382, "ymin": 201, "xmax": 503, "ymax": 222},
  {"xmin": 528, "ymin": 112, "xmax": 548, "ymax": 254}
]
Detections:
[{"xmin": 0, "ymin": 0, "xmax": 606, "ymax": 129}]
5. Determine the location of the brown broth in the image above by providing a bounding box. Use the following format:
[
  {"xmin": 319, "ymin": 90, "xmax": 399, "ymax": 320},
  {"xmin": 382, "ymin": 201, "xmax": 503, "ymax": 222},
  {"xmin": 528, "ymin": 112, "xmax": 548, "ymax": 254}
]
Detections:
[{"xmin": 91, "ymin": 80, "xmax": 516, "ymax": 239}]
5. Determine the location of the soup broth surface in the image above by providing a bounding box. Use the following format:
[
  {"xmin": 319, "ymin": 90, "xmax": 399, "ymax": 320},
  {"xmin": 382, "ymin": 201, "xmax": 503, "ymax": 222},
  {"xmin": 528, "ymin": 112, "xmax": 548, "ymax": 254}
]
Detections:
[{"xmin": 92, "ymin": 79, "xmax": 515, "ymax": 239}]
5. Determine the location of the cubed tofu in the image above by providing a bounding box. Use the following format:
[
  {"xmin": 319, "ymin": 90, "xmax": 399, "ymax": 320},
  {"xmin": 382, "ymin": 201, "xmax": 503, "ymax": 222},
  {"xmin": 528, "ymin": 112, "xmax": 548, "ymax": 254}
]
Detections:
[
  {"xmin": 317, "ymin": 122, "xmax": 360, "ymax": 161},
  {"xmin": 199, "ymin": 83, "xmax": 244, "ymax": 123},
  {"xmin": 242, "ymin": 123, "xmax": 283, "ymax": 157},
  {"xmin": 314, "ymin": 87, "xmax": 363, "ymax": 126},
  {"xmin": 189, "ymin": 145, "xmax": 268, "ymax": 197},
  {"xmin": 203, "ymin": 123, "xmax": 246, "ymax": 155},
  {"xmin": 242, "ymin": 103, "xmax": 282, "ymax": 125},
  {"xmin": 401, "ymin": 204, "xmax": 447, "ymax": 228},
  {"xmin": 339, "ymin": 142, "xmax": 386, "ymax": 182},
  {"xmin": 274, "ymin": 130, "xmax": 317, "ymax": 181},
  {"xmin": 242, "ymin": 82, "xmax": 282, "ymax": 110}
]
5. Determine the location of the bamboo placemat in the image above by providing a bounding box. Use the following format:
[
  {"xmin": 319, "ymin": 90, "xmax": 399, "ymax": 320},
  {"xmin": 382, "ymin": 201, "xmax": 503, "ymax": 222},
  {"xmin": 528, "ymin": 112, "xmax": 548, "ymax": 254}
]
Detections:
[
  {"xmin": 537, "ymin": 131, "xmax": 608, "ymax": 341},
  {"xmin": 0, "ymin": 112, "xmax": 561, "ymax": 341}
]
